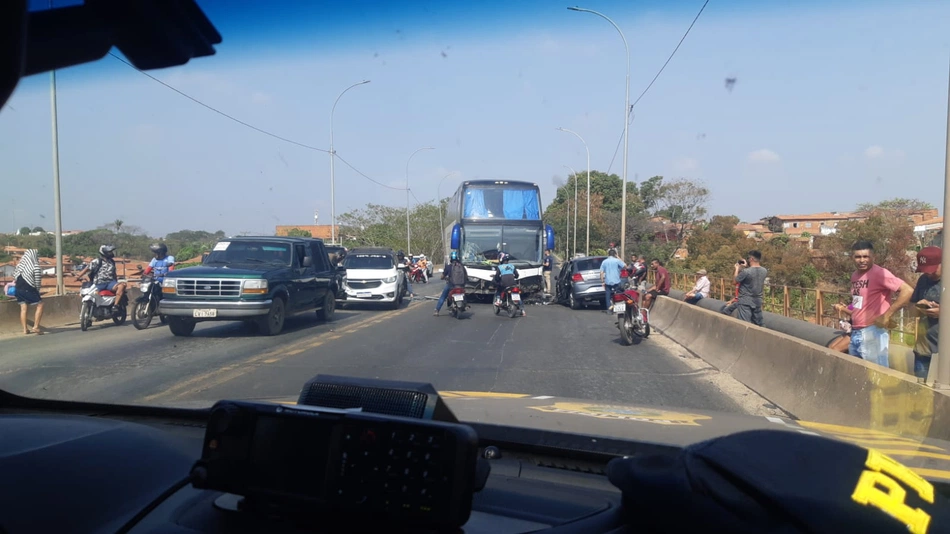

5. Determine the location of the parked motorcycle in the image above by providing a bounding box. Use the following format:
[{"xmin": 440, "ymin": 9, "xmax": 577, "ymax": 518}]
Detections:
[
  {"xmin": 611, "ymin": 289, "xmax": 650, "ymax": 345},
  {"xmin": 494, "ymin": 284, "xmax": 525, "ymax": 318},
  {"xmin": 79, "ymin": 280, "xmax": 128, "ymax": 331},
  {"xmin": 447, "ymin": 287, "xmax": 467, "ymax": 319},
  {"xmin": 132, "ymin": 274, "xmax": 166, "ymax": 330}
]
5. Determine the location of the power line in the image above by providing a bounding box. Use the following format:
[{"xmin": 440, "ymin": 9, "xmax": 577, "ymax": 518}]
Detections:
[
  {"xmin": 334, "ymin": 153, "xmax": 407, "ymax": 191},
  {"xmin": 606, "ymin": 0, "xmax": 710, "ymax": 175},
  {"xmin": 110, "ymin": 52, "xmax": 413, "ymax": 192},
  {"xmin": 110, "ymin": 52, "xmax": 329, "ymax": 153}
]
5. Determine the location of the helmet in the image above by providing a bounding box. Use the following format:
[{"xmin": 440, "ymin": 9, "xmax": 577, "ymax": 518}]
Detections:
[
  {"xmin": 420, "ymin": 254, "xmax": 426, "ymax": 260},
  {"xmin": 498, "ymin": 252, "xmax": 509, "ymax": 263},
  {"xmin": 99, "ymin": 245, "xmax": 116, "ymax": 258},
  {"xmin": 450, "ymin": 251, "xmax": 459, "ymax": 261},
  {"xmin": 149, "ymin": 243, "xmax": 168, "ymax": 256},
  {"xmin": 397, "ymin": 250, "xmax": 405, "ymax": 258}
]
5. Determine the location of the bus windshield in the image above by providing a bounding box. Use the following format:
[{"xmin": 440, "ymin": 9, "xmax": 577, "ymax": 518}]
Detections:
[
  {"xmin": 460, "ymin": 225, "xmax": 542, "ymax": 263},
  {"xmin": 463, "ymin": 187, "xmax": 541, "ymax": 220}
]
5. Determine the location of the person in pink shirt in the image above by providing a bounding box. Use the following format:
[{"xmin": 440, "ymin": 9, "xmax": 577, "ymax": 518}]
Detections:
[{"xmin": 847, "ymin": 240, "xmax": 913, "ymax": 368}]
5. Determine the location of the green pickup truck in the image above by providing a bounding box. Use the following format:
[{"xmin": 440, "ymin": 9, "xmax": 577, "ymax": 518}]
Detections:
[{"xmin": 158, "ymin": 236, "xmax": 340, "ymax": 336}]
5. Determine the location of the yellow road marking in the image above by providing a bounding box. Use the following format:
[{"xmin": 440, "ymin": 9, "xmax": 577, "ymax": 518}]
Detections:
[{"xmin": 873, "ymin": 449, "xmax": 950, "ymax": 462}]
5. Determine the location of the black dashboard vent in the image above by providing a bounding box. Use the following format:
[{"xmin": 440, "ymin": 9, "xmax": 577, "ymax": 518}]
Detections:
[
  {"xmin": 296, "ymin": 375, "xmax": 458, "ymax": 422},
  {"xmin": 299, "ymin": 383, "xmax": 428, "ymax": 419}
]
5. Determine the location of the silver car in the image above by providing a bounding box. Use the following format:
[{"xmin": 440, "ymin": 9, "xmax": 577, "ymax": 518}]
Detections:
[{"xmin": 555, "ymin": 256, "xmax": 612, "ymax": 310}]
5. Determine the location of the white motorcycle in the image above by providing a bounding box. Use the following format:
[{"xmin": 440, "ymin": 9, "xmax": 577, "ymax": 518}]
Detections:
[{"xmin": 79, "ymin": 280, "xmax": 128, "ymax": 331}]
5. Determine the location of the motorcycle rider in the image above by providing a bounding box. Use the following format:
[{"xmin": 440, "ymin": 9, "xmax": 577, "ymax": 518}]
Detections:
[
  {"xmin": 396, "ymin": 250, "xmax": 415, "ymax": 299},
  {"xmin": 418, "ymin": 254, "xmax": 429, "ymax": 283},
  {"xmin": 434, "ymin": 251, "xmax": 468, "ymax": 316},
  {"xmin": 75, "ymin": 245, "xmax": 127, "ymax": 311},
  {"xmin": 493, "ymin": 252, "xmax": 521, "ymax": 312},
  {"xmin": 143, "ymin": 243, "xmax": 175, "ymax": 282}
]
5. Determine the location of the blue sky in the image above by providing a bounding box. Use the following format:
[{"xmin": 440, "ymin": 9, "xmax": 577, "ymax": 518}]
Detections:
[{"xmin": 2, "ymin": 0, "xmax": 949, "ymax": 237}]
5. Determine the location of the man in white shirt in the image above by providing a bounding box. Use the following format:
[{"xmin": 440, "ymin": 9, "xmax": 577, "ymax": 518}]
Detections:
[{"xmin": 685, "ymin": 269, "xmax": 710, "ymax": 305}]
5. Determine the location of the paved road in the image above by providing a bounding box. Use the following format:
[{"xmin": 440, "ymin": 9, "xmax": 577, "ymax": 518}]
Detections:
[{"xmin": 0, "ymin": 280, "xmax": 780, "ymax": 417}]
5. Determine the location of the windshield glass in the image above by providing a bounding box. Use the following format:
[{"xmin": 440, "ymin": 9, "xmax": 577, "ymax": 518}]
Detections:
[
  {"xmin": 2, "ymin": 0, "xmax": 949, "ymax": 480},
  {"xmin": 461, "ymin": 226, "xmax": 541, "ymax": 263},
  {"xmin": 204, "ymin": 241, "xmax": 292, "ymax": 266},
  {"xmin": 344, "ymin": 254, "xmax": 393, "ymax": 270},
  {"xmin": 574, "ymin": 258, "xmax": 606, "ymax": 272}
]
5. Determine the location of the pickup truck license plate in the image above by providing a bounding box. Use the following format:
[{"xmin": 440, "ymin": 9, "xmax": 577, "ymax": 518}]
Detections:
[
  {"xmin": 453, "ymin": 294, "xmax": 465, "ymax": 302},
  {"xmin": 614, "ymin": 303, "xmax": 626, "ymax": 314},
  {"xmin": 193, "ymin": 309, "xmax": 217, "ymax": 318},
  {"xmin": 356, "ymin": 292, "xmax": 372, "ymax": 298},
  {"xmin": 511, "ymin": 293, "xmax": 521, "ymax": 302}
]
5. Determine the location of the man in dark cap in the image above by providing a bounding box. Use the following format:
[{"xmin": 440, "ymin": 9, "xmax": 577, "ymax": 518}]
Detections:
[{"xmin": 911, "ymin": 246, "xmax": 941, "ymax": 380}]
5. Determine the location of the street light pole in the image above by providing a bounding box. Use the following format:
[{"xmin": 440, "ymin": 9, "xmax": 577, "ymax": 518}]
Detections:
[
  {"xmin": 437, "ymin": 171, "xmax": 459, "ymax": 263},
  {"xmin": 406, "ymin": 147, "xmax": 435, "ymax": 255},
  {"xmin": 935, "ymin": 54, "xmax": 950, "ymax": 390},
  {"xmin": 329, "ymin": 80, "xmax": 370, "ymax": 245},
  {"xmin": 568, "ymin": 6, "xmax": 630, "ymax": 260},
  {"xmin": 563, "ymin": 165, "xmax": 578, "ymax": 259},
  {"xmin": 50, "ymin": 69, "xmax": 64, "ymax": 295},
  {"xmin": 556, "ymin": 127, "xmax": 590, "ymax": 255}
]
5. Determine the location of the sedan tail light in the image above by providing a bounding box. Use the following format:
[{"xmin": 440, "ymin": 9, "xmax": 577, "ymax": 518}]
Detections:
[{"xmin": 571, "ymin": 273, "xmax": 583, "ymax": 282}]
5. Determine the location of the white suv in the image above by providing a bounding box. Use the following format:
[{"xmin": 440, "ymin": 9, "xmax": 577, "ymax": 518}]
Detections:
[{"xmin": 340, "ymin": 248, "xmax": 406, "ymax": 309}]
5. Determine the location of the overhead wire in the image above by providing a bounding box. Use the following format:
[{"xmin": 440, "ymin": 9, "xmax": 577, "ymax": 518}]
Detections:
[
  {"xmin": 109, "ymin": 52, "xmax": 408, "ymax": 191},
  {"xmin": 606, "ymin": 0, "xmax": 710, "ymax": 175}
]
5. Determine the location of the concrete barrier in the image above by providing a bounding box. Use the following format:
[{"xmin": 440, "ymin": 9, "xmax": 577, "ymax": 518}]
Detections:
[
  {"xmin": 0, "ymin": 287, "xmax": 142, "ymax": 335},
  {"xmin": 667, "ymin": 288, "xmax": 915, "ymax": 375},
  {"xmin": 650, "ymin": 295, "xmax": 950, "ymax": 442}
]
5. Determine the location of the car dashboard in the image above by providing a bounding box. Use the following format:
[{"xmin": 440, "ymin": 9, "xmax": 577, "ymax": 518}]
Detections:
[{"xmin": 0, "ymin": 399, "xmax": 646, "ymax": 534}]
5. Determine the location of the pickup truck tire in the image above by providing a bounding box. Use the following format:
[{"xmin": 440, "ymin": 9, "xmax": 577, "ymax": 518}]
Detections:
[
  {"xmin": 258, "ymin": 297, "xmax": 286, "ymax": 336},
  {"xmin": 168, "ymin": 317, "xmax": 196, "ymax": 337},
  {"xmin": 317, "ymin": 292, "xmax": 335, "ymax": 321}
]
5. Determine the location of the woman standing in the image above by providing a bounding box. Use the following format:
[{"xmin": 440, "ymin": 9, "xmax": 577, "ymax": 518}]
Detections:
[{"xmin": 13, "ymin": 249, "xmax": 44, "ymax": 335}]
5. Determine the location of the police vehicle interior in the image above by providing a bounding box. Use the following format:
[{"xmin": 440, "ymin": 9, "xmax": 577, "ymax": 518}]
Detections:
[{"xmin": 3, "ymin": 2, "xmax": 949, "ymax": 534}]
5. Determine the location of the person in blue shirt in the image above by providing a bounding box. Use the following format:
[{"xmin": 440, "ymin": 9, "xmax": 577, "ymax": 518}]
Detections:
[
  {"xmin": 493, "ymin": 252, "xmax": 519, "ymax": 306},
  {"xmin": 144, "ymin": 243, "xmax": 175, "ymax": 282},
  {"xmin": 599, "ymin": 248, "xmax": 626, "ymax": 312}
]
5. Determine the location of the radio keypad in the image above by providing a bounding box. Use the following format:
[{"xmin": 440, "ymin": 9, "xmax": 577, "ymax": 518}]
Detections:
[{"xmin": 336, "ymin": 422, "xmax": 451, "ymax": 514}]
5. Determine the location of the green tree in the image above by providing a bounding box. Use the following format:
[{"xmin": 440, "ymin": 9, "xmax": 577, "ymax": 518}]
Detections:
[
  {"xmin": 857, "ymin": 198, "xmax": 934, "ymax": 215},
  {"xmin": 339, "ymin": 202, "xmax": 445, "ymax": 259},
  {"xmin": 32, "ymin": 226, "xmax": 45, "ymax": 233},
  {"xmin": 654, "ymin": 178, "xmax": 710, "ymax": 240},
  {"xmin": 637, "ymin": 176, "xmax": 664, "ymax": 214},
  {"xmin": 816, "ymin": 211, "xmax": 916, "ymax": 286},
  {"xmin": 18, "ymin": 227, "xmax": 30, "ymax": 236}
]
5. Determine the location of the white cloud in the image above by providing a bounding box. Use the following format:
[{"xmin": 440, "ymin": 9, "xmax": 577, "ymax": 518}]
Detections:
[
  {"xmin": 864, "ymin": 145, "xmax": 885, "ymax": 159},
  {"xmin": 672, "ymin": 157, "xmax": 699, "ymax": 173},
  {"xmin": 747, "ymin": 149, "xmax": 780, "ymax": 163}
]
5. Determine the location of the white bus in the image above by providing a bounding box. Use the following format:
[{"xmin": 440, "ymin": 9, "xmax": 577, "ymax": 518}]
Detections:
[{"xmin": 444, "ymin": 180, "xmax": 555, "ymax": 296}]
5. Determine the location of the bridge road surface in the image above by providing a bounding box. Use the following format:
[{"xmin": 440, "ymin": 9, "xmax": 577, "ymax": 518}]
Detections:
[{"xmin": 0, "ymin": 279, "xmax": 783, "ymax": 417}]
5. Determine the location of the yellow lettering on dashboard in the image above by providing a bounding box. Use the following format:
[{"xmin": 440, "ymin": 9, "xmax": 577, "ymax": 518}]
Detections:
[{"xmin": 851, "ymin": 449, "xmax": 935, "ymax": 534}]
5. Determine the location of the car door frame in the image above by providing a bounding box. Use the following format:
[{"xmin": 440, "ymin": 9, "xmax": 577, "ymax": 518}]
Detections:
[
  {"xmin": 291, "ymin": 242, "xmax": 317, "ymax": 311},
  {"xmin": 309, "ymin": 240, "xmax": 335, "ymax": 305}
]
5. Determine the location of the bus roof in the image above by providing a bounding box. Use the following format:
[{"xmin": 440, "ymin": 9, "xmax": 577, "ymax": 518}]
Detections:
[{"xmin": 461, "ymin": 180, "xmax": 538, "ymax": 188}]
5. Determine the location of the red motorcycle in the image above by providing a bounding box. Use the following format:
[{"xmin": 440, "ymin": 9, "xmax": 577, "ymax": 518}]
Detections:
[
  {"xmin": 611, "ymin": 288, "xmax": 650, "ymax": 345},
  {"xmin": 494, "ymin": 285, "xmax": 525, "ymax": 318},
  {"xmin": 408, "ymin": 265, "xmax": 426, "ymax": 283}
]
